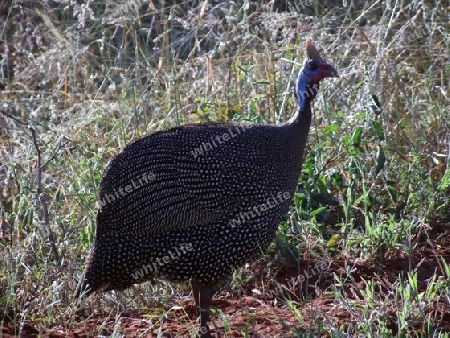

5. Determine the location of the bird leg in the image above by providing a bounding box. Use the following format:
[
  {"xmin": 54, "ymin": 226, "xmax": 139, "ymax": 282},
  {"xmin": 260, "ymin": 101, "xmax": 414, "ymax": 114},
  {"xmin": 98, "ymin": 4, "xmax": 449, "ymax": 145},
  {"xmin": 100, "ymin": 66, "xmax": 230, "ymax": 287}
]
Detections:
[{"xmin": 191, "ymin": 280, "xmax": 214, "ymax": 338}]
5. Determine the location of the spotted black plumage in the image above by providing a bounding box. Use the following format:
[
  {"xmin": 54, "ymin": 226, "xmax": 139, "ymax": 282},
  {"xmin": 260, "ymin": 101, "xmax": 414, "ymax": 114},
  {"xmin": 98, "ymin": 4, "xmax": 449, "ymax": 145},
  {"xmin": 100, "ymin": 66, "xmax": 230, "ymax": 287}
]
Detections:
[{"xmin": 76, "ymin": 40, "xmax": 338, "ymax": 338}]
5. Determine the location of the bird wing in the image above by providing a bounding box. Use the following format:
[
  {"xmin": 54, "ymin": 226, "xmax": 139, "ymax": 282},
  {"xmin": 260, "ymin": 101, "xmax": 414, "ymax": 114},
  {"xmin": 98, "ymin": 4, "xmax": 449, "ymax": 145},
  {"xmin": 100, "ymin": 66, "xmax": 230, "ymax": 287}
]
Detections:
[{"xmin": 97, "ymin": 124, "xmax": 273, "ymax": 235}]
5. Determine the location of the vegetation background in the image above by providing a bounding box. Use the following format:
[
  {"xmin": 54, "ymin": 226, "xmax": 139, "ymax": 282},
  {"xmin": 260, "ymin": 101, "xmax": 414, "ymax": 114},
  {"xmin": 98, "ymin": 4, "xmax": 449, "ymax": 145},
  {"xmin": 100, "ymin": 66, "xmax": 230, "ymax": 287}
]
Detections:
[{"xmin": 0, "ymin": 0, "xmax": 449, "ymax": 336}]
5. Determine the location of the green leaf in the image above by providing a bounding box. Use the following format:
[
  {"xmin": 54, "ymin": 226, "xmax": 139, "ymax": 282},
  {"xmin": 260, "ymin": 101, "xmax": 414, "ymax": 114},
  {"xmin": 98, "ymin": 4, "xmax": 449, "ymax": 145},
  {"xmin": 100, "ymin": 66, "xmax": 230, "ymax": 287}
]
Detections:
[
  {"xmin": 352, "ymin": 126, "xmax": 363, "ymax": 148},
  {"xmin": 331, "ymin": 172, "xmax": 344, "ymax": 190},
  {"xmin": 323, "ymin": 124, "xmax": 339, "ymax": 136},
  {"xmin": 353, "ymin": 190, "xmax": 369, "ymax": 206},
  {"xmin": 327, "ymin": 234, "xmax": 342, "ymax": 251},
  {"xmin": 408, "ymin": 272, "xmax": 418, "ymax": 291},
  {"xmin": 310, "ymin": 206, "xmax": 327, "ymax": 217},
  {"xmin": 237, "ymin": 65, "xmax": 253, "ymax": 75},
  {"xmin": 371, "ymin": 120, "xmax": 385, "ymax": 141},
  {"xmin": 387, "ymin": 185, "xmax": 398, "ymax": 203},
  {"xmin": 353, "ymin": 81, "xmax": 365, "ymax": 91},
  {"xmin": 342, "ymin": 135, "xmax": 350, "ymax": 148},
  {"xmin": 248, "ymin": 100, "xmax": 256, "ymax": 115},
  {"xmin": 441, "ymin": 257, "xmax": 450, "ymax": 278},
  {"xmin": 438, "ymin": 170, "xmax": 450, "ymax": 191}
]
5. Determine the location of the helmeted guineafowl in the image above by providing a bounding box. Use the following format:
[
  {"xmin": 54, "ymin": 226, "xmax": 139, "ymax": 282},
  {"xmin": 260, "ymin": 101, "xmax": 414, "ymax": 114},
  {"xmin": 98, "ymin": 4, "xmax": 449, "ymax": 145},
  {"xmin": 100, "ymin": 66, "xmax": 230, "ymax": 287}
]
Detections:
[{"xmin": 76, "ymin": 40, "xmax": 338, "ymax": 337}]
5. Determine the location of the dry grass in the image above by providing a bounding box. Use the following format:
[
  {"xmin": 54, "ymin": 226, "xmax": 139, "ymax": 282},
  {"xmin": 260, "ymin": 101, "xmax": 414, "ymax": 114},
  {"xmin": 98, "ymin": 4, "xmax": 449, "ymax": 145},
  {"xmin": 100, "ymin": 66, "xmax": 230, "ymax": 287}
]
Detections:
[{"xmin": 0, "ymin": 0, "xmax": 449, "ymax": 336}]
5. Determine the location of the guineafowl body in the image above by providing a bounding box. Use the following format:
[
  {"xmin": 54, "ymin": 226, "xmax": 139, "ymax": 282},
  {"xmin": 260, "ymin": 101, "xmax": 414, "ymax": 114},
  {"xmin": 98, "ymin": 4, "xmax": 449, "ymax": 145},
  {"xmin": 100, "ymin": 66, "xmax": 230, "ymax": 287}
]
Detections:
[{"xmin": 77, "ymin": 40, "xmax": 338, "ymax": 336}]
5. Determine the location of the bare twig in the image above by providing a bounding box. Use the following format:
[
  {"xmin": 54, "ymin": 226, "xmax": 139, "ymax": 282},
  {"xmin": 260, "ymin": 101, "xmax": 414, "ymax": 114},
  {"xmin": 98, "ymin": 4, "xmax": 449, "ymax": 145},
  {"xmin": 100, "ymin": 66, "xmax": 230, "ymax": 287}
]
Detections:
[
  {"xmin": 28, "ymin": 124, "xmax": 61, "ymax": 265},
  {"xmin": 0, "ymin": 106, "xmax": 28, "ymax": 126}
]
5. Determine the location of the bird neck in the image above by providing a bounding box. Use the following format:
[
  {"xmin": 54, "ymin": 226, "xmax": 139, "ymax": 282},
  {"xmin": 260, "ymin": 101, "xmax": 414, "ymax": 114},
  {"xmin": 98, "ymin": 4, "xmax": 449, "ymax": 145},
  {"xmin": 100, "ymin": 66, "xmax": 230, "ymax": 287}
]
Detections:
[
  {"xmin": 284, "ymin": 72, "xmax": 317, "ymax": 129},
  {"xmin": 279, "ymin": 81, "xmax": 314, "ymax": 170},
  {"xmin": 285, "ymin": 99, "xmax": 312, "ymax": 145},
  {"xmin": 284, "ymin": 80, "xmax": 313, "ymax": 142}
]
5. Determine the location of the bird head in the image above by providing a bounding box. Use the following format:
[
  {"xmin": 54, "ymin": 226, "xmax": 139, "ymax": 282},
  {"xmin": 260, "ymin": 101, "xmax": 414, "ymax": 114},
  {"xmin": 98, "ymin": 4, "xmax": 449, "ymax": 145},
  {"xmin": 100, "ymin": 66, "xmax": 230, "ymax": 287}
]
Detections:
[{"xmin": 296, "ymin": 40, "xmax": 338, "ymax": 104}]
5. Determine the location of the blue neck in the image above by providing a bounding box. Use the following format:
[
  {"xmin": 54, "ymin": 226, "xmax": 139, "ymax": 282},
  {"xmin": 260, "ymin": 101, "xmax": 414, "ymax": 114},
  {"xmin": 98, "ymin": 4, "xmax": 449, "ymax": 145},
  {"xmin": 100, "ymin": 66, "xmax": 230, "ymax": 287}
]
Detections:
[
  {"xmin": 296, "ymin": 74, "xmax": 310, "ymax": 113},
  {"xmin": 285, "ymin": 76, "xmax": 313, "ymax": 125}
]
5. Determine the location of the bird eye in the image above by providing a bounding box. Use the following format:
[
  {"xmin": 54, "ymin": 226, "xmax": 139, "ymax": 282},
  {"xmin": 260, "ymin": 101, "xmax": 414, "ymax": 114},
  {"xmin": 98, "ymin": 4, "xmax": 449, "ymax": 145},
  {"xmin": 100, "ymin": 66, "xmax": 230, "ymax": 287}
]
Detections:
[{"xmin": 310, "ymin": 62, "xmax": 319, "ymax": 71}]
